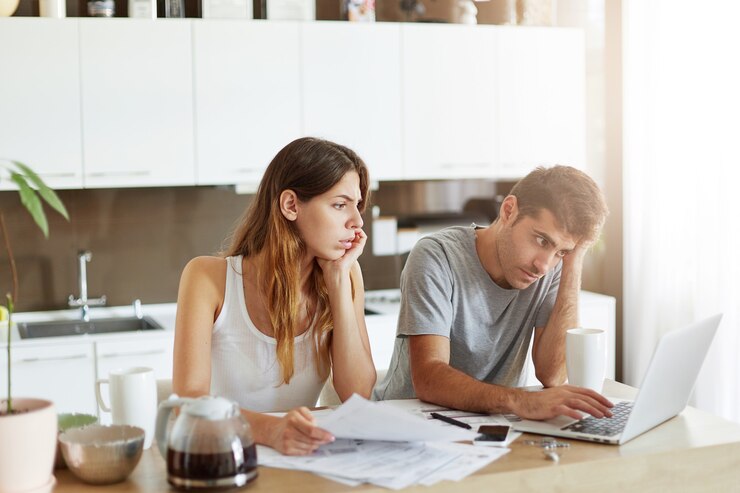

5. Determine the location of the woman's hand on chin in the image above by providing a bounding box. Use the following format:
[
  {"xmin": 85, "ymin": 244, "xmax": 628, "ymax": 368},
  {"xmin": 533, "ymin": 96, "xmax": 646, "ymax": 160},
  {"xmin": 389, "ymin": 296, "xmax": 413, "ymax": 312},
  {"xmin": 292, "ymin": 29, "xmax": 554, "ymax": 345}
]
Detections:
[{"xmin": 317, "ymin": 229, "xmax": 367, "ymax": 280}]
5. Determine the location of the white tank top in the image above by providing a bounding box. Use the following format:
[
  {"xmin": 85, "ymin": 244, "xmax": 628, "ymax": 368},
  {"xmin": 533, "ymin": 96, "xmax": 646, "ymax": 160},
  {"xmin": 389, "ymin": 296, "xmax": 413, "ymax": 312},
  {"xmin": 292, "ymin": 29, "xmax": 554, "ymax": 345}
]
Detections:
[{"xmin": 209, "ymin": 256, "xmax": 326, "ymax": 412}]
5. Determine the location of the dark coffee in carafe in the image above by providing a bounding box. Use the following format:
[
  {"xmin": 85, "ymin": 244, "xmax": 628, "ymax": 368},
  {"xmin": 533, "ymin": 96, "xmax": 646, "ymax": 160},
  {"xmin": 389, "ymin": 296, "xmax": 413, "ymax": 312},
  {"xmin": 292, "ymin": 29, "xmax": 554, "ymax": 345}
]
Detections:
[{"xmin": 167, "ymin": 443, "xmax": 258, "ymax": 487}]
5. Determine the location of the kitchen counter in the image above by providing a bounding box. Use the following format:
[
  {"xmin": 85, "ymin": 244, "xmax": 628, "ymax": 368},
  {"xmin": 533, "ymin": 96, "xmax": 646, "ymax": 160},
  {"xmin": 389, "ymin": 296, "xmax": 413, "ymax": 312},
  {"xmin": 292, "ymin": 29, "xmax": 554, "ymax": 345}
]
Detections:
[
  {"xmin": 0, "ymin": 303, "xmax": 178, "ymax": 348},
  {"xmin": 52, "ymin": 380, "xmax": 740, "ymax": 492},
  {"xmin": 2, "ymin": 288, "xmax": 404, "ymax": 348}
]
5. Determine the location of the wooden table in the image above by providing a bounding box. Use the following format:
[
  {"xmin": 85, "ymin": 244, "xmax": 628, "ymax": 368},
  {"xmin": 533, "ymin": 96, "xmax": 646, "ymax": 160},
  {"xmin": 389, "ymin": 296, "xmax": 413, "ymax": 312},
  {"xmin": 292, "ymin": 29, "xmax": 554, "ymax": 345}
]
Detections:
[{"xmin": 53, "ymin": 381, "xmax": 740, "ymax": 492}]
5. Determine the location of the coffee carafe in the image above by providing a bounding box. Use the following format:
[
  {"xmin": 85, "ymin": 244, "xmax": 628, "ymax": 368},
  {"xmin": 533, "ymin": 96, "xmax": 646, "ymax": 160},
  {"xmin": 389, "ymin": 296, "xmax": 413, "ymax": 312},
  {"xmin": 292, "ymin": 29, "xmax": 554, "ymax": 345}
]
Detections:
[{"xmin": 155, "ymin": 395, "xmax": 258, "ymax": 489}]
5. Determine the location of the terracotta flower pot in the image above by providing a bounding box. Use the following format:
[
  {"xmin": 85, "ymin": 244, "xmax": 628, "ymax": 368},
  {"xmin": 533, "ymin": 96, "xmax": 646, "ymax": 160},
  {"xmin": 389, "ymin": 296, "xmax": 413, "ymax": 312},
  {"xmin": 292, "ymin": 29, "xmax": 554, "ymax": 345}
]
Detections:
[{"xmin": 0, "ymin": 399, "xmax": 57, "ymax": 493}]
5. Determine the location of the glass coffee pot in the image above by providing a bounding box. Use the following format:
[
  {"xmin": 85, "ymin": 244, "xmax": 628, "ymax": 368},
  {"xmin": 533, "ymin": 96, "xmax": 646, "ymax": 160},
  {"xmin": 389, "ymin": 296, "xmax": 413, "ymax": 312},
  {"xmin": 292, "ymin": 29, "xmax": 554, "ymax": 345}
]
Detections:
[{"xmin": 155, "ymin": 395, "xmax": 258, "ymax": 489}]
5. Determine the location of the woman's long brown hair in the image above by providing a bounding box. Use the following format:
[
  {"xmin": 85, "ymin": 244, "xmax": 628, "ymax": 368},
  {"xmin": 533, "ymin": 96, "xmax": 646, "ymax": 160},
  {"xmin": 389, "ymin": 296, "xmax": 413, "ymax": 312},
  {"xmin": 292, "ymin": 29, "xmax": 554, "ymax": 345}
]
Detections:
[{"xmin": 224, "ymin": 137, "xmax": 370, "ymax": 384}]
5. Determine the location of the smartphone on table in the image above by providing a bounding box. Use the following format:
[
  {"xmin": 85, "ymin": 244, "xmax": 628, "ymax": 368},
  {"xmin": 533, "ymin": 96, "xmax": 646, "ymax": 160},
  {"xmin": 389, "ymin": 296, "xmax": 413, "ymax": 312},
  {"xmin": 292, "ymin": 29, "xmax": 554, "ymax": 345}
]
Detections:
[{"xmin": 473, "ymin": 425, "xmax": 511, "ymax": 446}]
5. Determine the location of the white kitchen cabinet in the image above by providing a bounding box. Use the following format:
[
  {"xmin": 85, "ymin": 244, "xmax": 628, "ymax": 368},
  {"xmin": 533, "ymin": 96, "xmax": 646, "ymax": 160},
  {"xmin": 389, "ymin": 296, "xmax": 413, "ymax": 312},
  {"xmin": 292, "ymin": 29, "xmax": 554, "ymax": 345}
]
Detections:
[
  {"xmin": 0, "ymin": 342, "xmax": 97, "ymax": 415},
  {"xmin": 302, "ymin": 22, "xmax": 403, "ymax": 182},
  {"xmin": 496, "ymin": 27, "xmax": 586, "ymax": 179},
  {"xmin": 193, "ymin": 20, "xmax": 302, "ymax": 186},
  {"xmin": 0, "ymin": 19, "xmax": 83, "ymax": 190},
  {"xmin": 401, "ymin": 24, "xmax": 498, "ymax": 180},
  {"xmin": 79, "ymin": 19, "xmax": 195, "ymax": 188},
  {"xmin": 365, "ymin": 313, "xmax": 399, "ymax": 371},
  {"xmin": 95, "ymin": 337, "xmax": 173, "ymax": 381}
]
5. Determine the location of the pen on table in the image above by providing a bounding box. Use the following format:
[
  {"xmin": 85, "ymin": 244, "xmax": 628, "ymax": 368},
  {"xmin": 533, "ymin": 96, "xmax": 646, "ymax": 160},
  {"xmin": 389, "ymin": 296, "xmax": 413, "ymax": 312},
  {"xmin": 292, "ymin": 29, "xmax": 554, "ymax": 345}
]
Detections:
[{"xmin": 429, "ymin": 412, "xmax": 472, "ymax": 429}]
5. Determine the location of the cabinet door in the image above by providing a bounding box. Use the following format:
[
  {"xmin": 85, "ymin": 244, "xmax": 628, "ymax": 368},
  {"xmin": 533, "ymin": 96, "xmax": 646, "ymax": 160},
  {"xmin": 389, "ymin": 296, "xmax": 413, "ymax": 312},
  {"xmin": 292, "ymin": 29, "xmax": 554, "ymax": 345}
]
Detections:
[
  {"xmin": 496, "ymin": 27, "xmax": 586, "ymax": 179},
  {"xmin": 79, "ymin": 19, "xmax": 195, "ymax": 188},
  {"xmin": 0, "ymin": 19, "xmax": 83, "ymax": 190},
  {"xmin": 365, "ymin": 314, "xmax": 399, "ymax": 371},
  {"xmin": 1, "ymin": 342, "xmax": 97, "ymax": 415},
  {"xmin": 402, "ymin": 24, "xmax": 498, "ymax": 180},
  {"xmin": 302, "ymin": 22, "xmax": 403, "ymax": 182},
  {"xmin": 96, "ymin": 337, "xmax": 173, "ymax": 380},
  {"xmin": 194, "ymin": 20, "xmax": 302, "ymax": 186},
  {"xmin": 95, "ymin": 336, "xmax": 173, "ymax": 424}
]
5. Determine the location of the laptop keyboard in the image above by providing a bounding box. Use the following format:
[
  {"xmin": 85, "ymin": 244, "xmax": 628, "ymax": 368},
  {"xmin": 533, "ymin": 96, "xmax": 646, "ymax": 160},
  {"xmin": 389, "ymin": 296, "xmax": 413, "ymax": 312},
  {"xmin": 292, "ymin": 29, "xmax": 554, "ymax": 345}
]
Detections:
[{"xmin": 561, "ymin": 401, "xmax": 634, "ymax": 437}]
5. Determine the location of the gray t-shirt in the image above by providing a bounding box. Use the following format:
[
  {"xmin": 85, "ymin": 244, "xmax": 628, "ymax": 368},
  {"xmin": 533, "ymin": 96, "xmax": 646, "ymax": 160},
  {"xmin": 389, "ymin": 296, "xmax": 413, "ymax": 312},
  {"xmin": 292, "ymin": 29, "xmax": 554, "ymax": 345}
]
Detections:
[{"xmin": 372, "ymin": 225, "xmax": 561, "ymax": 401}]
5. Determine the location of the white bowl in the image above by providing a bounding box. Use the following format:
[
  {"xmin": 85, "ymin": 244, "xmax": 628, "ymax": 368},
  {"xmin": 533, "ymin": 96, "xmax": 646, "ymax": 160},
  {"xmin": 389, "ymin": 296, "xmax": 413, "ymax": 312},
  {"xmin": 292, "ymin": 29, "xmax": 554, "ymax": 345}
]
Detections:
[{"xmin": 59, "ymin": 424, "xmax": 144, "ymax": 485}]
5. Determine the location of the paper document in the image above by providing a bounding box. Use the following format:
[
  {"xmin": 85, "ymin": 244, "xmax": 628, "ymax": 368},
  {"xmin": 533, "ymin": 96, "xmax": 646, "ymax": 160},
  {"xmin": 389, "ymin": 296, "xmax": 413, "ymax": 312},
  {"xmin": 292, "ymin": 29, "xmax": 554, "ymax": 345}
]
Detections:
[
  {"xmin": 381, "ymin": 398, "xmax": 522, "ymax": 447},
  {"xmin": 258, "ymin": 439, "xmax": 509, "ymax": 490},
  {"xmin": 258, "ymin": 396, "xmax": 514, "ymax": 489},
  {"xmin": 315, "ymin": 394, "xmax": 478, "ymax": 442}
]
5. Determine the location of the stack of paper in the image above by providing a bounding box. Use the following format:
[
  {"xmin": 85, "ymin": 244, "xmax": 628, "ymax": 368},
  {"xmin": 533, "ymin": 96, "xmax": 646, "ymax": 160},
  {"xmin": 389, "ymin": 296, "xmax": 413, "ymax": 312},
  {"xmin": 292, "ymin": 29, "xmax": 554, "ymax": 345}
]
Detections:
[
  {"xmin": 258, "ymin": 439, "xmax": 509, "ymax": 489},
  {"xmin": 315, "ymin": 394, "xmax": 478, "ymax": 442},
  {"xmin": 258, "ymin": 395, "xmax": 513, "ymax": 489}
]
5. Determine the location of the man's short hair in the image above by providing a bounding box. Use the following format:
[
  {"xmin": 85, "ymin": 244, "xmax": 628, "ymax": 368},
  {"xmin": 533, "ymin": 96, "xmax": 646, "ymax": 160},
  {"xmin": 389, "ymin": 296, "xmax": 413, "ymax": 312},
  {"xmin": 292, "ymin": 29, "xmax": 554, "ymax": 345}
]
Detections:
[{"xmin": 509, "ymin": 165, "xmax": 608, "ymax": 242}]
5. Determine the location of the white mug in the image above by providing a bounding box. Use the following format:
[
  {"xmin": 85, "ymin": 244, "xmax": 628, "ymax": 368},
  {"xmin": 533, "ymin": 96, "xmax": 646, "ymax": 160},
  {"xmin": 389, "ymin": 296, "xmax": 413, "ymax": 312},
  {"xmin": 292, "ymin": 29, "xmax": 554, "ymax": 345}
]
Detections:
[
  {"xmin": 39, "ymin": 0, "xmax": 66, "ymax": 17},
  {"xmin": 566, "ymin": 328, "xmax": 607, "ymax": 393},
  {"xmin": 96, "ymin": 367, "xmax": 157, "ymax": 449}
]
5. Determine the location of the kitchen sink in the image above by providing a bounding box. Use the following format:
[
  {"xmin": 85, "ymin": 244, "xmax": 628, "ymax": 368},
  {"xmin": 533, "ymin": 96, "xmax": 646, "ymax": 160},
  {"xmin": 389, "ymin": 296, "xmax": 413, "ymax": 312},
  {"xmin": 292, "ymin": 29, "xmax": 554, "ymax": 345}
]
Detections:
[{"xmin": 16, "ymin": 316, "xmax": 164, "ymax": 339}]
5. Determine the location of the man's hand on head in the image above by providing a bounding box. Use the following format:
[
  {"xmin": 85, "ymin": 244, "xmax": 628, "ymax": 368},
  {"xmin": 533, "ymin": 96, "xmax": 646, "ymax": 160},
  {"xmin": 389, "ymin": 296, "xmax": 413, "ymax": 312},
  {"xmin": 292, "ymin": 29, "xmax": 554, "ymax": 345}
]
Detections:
[{"xmin": 561, "ymin": 237, "xmax": 594, "ymax": 270}]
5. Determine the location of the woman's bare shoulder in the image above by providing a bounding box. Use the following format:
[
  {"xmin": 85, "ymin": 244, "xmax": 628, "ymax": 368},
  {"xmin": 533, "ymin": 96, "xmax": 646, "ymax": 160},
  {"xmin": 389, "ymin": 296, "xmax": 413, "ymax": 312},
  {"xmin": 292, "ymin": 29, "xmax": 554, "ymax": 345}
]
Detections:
[{"xmin": 181, "ymin": 256, "xmax": 228, "ymax": 288}]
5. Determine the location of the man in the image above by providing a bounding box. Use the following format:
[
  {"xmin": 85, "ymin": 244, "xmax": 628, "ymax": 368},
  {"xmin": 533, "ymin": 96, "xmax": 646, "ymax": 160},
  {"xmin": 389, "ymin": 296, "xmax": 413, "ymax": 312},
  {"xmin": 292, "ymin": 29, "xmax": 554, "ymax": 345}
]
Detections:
[{"xmin": 373, "ymin": 166, "xmax": 613, "ymax": 421}]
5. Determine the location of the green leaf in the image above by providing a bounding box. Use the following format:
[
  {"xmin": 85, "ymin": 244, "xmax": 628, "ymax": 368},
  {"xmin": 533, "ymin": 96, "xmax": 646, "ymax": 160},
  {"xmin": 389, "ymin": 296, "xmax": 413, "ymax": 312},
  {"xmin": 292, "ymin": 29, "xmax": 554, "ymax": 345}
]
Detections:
[
  {"xmin": 10, "ymin": 172, "xmax": 49, "ymax": 238},
  {"xmin": 10, "ymin": 161, "xmax": 69, "ymax": 221}
]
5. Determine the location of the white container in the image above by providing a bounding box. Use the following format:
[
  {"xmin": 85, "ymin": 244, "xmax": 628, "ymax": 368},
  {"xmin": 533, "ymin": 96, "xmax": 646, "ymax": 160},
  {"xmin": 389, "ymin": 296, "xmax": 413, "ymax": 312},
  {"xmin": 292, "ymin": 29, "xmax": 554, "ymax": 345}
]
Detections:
[
  {"xmin": 39, "ymin": 0, "xmax": 66, "ymax": 17},
  {"xmin": 202, "ymin": 0, "xmax": 252, "ymax": 18},
  {"xmin": 266, "ymin": 0, "xmax": 313, "ymax": 20},
  {"xmin": 566, "ymin": 328, "xmax": 607, "ymax": 393},
  {"xmin": 129, "ymin": 0, "xmax": 156, "ymax": 18},
  {"xmin": 95, "ymin": 367, "xmax": 158, "ymax": 449}
]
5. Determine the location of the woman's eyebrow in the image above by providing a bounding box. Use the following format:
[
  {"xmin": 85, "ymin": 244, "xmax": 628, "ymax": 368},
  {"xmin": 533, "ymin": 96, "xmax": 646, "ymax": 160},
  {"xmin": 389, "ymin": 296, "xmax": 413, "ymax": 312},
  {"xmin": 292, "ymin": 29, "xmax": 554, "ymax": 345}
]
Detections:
[{"xmin": 333, "ymin": 194, "xmax": 359, "ymax": 202}]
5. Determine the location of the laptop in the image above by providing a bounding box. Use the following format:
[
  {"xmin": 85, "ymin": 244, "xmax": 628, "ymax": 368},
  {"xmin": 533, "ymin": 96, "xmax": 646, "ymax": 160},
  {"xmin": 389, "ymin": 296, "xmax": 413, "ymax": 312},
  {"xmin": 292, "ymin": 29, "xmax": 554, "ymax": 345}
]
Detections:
[{"xmin": 511, "ymin": 313, "xmax": 722, "ymax": 445}]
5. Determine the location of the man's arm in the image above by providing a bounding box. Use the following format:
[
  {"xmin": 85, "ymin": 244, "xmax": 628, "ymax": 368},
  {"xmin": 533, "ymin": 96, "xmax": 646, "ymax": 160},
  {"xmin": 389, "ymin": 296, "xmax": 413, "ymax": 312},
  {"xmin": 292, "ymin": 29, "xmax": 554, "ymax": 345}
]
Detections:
[
  {"xmin": 410, "ymin": 334, "xmax": 613, "ymax": 420},
  {"xmin": 531, "ymin": 244, "xmax": 588, "ymax": 388}
]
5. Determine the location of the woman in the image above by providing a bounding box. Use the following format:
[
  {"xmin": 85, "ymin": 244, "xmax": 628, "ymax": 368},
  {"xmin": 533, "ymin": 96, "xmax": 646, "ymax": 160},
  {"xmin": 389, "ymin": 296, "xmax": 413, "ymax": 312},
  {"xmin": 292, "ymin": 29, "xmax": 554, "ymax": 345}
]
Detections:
[{"xmin": 173, "ymin": 137, "xmax": 376, "ymax": 456}]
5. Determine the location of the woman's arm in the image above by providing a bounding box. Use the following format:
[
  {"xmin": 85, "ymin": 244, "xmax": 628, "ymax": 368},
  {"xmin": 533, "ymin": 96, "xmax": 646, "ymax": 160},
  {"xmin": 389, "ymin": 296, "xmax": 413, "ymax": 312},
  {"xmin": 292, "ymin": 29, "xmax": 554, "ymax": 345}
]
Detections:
[
  {"xmin": 172, "ymin": 256, "xmax": 334, "ymax": 455},
  {"xmin": 172, "ymin": 256, "xmax": 226, "ymax": 399},
  {"xmin": 323, "ymin": 260, "xmax": 376, "ymax": 400}
]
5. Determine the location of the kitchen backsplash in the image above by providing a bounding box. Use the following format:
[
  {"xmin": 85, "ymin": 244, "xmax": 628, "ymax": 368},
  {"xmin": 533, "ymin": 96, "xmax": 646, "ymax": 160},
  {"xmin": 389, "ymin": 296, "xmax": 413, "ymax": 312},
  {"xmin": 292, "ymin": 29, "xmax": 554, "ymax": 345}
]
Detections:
[{"xmin": 0, "ymin": 179, "xmax": 504, "ymax": 312}]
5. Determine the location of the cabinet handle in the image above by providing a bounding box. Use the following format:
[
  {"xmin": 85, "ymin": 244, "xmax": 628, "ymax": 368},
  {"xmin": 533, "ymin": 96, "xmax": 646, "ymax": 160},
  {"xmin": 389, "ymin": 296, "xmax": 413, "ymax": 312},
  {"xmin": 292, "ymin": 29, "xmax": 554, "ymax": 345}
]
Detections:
[
  {"xmin": 87, "ymin": 171, "xmax": 151, "ymax": 177},
  {"xmin": 16, "ymin": 354, "xmax": 88, "ymax": 363},
  {"xmin": 233, "ymin": 168, "xmax": 262, "ymax": 173},
  {"xmin": 439, "ymin": 162, "xmax": 490, "ymax": 169},
  {"xmin": 37, "ymin": 172, "xmax": 78, "ymax": 178},
  {"xmin": 99, "ymin": 349, "xmax": 165, "ymax": 359}
]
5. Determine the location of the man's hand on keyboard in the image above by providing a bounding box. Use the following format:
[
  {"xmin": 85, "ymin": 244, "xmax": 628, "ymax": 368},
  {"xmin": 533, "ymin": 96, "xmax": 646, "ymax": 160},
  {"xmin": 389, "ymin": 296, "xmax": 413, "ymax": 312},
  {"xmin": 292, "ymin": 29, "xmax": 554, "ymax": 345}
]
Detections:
[{"xmin": 512, "ymin": 385, "xmax": 614, "ymax": 421}]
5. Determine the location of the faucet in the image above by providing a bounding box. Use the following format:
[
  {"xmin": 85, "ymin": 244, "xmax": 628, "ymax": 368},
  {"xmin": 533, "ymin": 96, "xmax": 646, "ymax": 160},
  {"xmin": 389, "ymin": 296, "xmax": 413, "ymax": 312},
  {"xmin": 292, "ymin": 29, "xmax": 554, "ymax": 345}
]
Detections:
[{"xmin": 68, "ymin": 250, "xmax": 107, "ymax": 322}]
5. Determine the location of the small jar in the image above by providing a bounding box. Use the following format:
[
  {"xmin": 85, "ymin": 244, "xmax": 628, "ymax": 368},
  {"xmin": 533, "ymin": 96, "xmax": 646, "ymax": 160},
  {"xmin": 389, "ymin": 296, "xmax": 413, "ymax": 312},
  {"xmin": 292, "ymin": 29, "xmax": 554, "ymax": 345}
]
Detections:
[
  {"xmin": 164, "ymin": 0, "xmax": 184, "ymax": 17},
  {"xmin": 88, "ymin": 0, "xmax": 115, "ymax": 16}
]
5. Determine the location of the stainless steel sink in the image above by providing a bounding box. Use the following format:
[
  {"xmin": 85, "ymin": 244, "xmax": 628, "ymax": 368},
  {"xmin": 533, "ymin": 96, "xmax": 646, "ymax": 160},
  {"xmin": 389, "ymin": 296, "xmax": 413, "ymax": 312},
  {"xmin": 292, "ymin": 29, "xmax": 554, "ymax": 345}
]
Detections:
[{"xmin": 16, "ymin": 316, "xmax": 164, "ymax": 339}]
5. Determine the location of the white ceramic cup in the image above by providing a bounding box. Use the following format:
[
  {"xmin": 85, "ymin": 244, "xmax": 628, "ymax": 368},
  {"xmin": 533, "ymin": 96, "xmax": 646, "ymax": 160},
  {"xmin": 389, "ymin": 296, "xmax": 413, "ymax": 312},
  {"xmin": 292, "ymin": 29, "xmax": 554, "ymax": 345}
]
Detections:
[
  {"xmin": 566, "ymin": 328, "xmax": 607, "ymax": 393},
  {"xmin": 39, "ymin": 0, "xmax": 66, "ymax": 17},
  {"xmin": 96, "ymin": 367, "xmax": 157, "ymax": 449}
]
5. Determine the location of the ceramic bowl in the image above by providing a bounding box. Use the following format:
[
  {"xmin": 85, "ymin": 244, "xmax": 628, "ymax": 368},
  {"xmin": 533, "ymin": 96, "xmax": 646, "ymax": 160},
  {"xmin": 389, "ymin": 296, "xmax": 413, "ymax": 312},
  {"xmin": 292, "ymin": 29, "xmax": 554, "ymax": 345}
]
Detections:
[
  {"xmin": 59, "ymin": 424, "xmax": 144, "ymax": 485},
  {"xmin": 55, "ymin": 413, "xmax": 98, "ymax": 469}
]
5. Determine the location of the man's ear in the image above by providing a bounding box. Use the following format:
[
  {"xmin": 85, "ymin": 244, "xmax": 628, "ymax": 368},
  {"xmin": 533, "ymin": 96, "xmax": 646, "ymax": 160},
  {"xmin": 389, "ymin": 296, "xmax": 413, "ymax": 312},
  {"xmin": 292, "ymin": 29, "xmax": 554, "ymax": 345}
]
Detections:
[
  {"xmin": 279, "ymin": 190, "xmax": 299, "ymax": 221},
  {"xmin": 499, "ymin": 195, "xmax": 518, "ymax": 224}
]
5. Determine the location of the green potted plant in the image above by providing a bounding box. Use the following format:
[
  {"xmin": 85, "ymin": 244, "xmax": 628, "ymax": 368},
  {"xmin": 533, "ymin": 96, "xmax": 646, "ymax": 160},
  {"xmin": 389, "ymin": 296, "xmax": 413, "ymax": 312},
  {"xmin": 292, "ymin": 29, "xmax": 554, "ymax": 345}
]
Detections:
[{"xmin": 0, "ymin": 160, "xmax": 69, "ymax": 492}]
